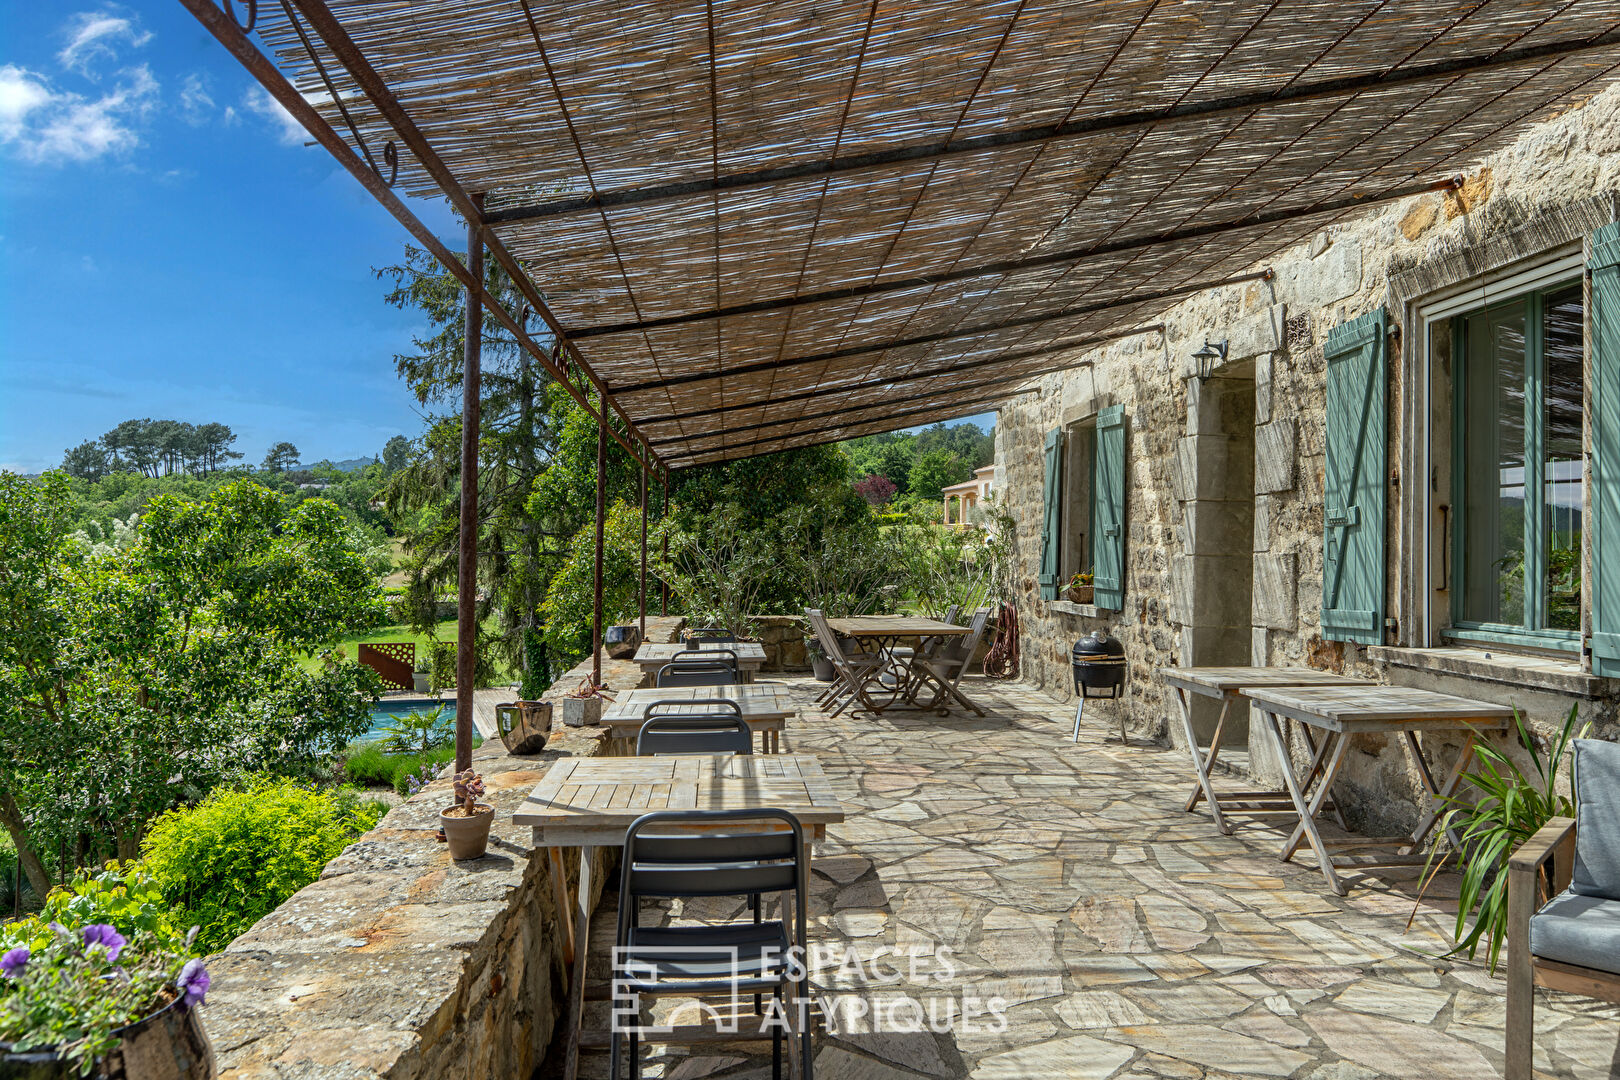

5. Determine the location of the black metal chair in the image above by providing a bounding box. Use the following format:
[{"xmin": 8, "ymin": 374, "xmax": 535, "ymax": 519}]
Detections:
[
  {"xmin": 645, "ymin": 698, "xmax": 742, "ymax": 719},
  {"xmin": 611, "ymin": 809, "xmax": 812, "ymax": 1080},
  {"xmin": 684, "ymin": 626, "xmax": 738, "ymax": 644},
  {"xmin": 636, "ymin": 713, "xmax": 753, "ymax": 756},
  {"xmin": 656, "ymin": 660, "xmax": 739, "ymax": 687},
  {"xmin": 671, "ymin": 647, "xmax": 741, "ymax": 668}
]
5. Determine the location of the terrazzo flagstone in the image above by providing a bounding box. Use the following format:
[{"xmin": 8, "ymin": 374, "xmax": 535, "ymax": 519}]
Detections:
[{"xmin": 560, "ymin": 676, "xmax": 1620, "ymax": 1079}]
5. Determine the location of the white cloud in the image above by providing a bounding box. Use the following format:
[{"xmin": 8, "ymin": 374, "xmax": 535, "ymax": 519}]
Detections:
[
  {"xmin": 0, "ymin": 63, "xmax": 159, "ymax": 164},
  {"xmin": 179, "ymin": 72, "xmax": 213, "ymax": 124},
  {"xmin": 243, "ymin": 85, "xmax": 306, "ymax": 146},
  {"xmin": 58, "ymin": 9, "xmax": 152, "ymax": 77},
  {"xmin": 0, "ymin": 66, "xmax": 53, "ymax": 142}
]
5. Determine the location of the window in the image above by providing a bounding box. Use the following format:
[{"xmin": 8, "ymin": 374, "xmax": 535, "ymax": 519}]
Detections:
[{"xmin": 1450, "ymin": 281, "xmax": 1585, "ymax": 648}]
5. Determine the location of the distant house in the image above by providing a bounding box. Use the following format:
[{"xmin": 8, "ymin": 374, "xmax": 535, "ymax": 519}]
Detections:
[{"xmin": 941, "ymin": 465, "xmax": 995, "ymax": 528}]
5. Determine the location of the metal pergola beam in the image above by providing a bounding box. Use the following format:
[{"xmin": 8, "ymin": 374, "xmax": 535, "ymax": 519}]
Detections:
[
  {"xmin": 613, "ymin": 268, "xmax": 1265, "ymax": 395},
  {"xmin": 646, "ymin": 326, "xmax": 1162, "ymax": 448},
  {"xmin": 281, "ymin": 0, "xmax": 660, "ymax": 469},
  {"xmin": 667, "ymin": 392, "xmax": 1037, "ymax": 468},
  {"xmin": 484, "ymin": 30, "xmax": 1620, "ymax": 228},
  {"xmin": 579, "ymin": 178, "xmax": 1454, "ymax": 344},
  {"xmin": 636, "ymin": 323, "xmax": 1164, "ymax": 427}
]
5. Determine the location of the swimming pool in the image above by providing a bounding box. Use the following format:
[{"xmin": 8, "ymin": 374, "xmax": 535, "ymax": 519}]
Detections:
[{"xmin": 363, "ymin": 697, "xmax": 450, "ymax": 740}]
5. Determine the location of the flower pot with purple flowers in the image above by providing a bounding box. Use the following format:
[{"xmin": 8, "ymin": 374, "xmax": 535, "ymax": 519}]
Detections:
[
  {"xmin": 439, "ymin": 769, "xmax": 494, "ymax": 861},
  {"xmin": 0, "ymin": 873, "xmax": 215, "ymax": 1080}
]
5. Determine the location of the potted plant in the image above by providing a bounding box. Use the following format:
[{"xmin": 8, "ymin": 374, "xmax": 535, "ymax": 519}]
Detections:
[
  {"xmin": 439, "ymin": 769, "xmax": 493, "ymax": 860},
  {"xmin": 0, "ymin": 866, "xmax": 213, "ymax": 1079},
  {"xmin": 412, "ymin": 659, "xmax": 430, "ymax": 693},
  {"xmin": 805, "ymin": 638, "xmax": 835, "ymax": 682},
  {"xmin": 1067, "ymin": 571, "xmax": 1094, "ymax": 604},
  {"xmin": 562, "ymin": 677, "xmax": 609, "ymax": 727}
]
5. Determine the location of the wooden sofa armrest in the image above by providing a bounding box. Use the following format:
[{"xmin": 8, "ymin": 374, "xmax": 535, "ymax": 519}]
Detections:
[{"xmin": 1509, "ymin": 817, "xmax": 1576, "ymax": 881}]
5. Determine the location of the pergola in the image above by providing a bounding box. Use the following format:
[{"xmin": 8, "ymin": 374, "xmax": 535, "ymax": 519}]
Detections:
[{"xmin": 184, "ymin": 0, "xmax": 1620, "ymax": 770}]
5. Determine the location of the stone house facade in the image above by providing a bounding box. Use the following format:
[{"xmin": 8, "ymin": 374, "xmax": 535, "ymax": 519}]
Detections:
[{"xmin": 995, "ymin": 82, "xmax": 1620, "ymax": 835}]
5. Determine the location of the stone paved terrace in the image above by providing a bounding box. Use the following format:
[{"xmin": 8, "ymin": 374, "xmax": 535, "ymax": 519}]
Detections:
[{"xmin": 562, "ymin": 676, "xmax": 1620, "ymax": 1080}]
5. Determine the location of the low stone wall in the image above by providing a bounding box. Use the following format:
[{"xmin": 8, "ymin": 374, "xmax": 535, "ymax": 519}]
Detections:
[
  {"xmin": 204, "ymin": 616, "xmax": 686, "ymax": 1079},
  {"xmin": 753, "ymin": 614, "xmax": 810, "ymax": 672}
]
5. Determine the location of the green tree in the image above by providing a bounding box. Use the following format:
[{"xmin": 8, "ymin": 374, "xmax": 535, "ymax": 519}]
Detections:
[
  {"xmin": 909, "ymin": 448, "xmax": 972, "ymax": 502},
  {"xmin": 380, "ymin": 435, "xmax": 411, "ymax": 476},
  {"xmin": 0, "ymin": 473, "xmax": 385, "ymax": 892},
  {"xmin": 61, "ymin": 440, "xmax": 110, "ymax": 481},
  {"xmin": 262, "ymin": 441, "xmax": 301, "ymax": 473}
]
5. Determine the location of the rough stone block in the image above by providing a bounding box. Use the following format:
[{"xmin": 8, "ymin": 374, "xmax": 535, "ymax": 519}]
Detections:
[
  {"xmin": 1277, "ymin": 238, "xmax": 1363, "ymax": 309},
  {"xmin": 1254, "ymin": 495, "xmax": 1271, "ymax": 552},
  {"xmin": 1253, "ymin": 552, "xmax": 1299, "ymax": 630},
  {"xmin": 1255, "ymin": 419, "xmax": 1297, "ymax": 494},
  {"xmin": 1181, "ymin": 502, "xmax": 1254, "ymax": 558}
]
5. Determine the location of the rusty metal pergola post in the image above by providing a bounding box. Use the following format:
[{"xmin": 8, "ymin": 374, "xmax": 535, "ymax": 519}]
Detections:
[
  {"xmin": 454, "ymin": 192, "xmax": 484, "ymax": 776},
  {"xmin": 591, "ymin": 418, "xmax": 607, "ymax": 687},
  {"xmin": 660, "ymin": 469, "xmax": 670, "ymax": 617},
  {"xmin": 638, "ymin": 462, "xmax": 647, "ymax": 641}
]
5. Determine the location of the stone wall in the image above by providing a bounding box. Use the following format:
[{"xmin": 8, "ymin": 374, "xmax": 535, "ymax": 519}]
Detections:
[
  {"xmin": 204, "ymin": 617, "xmax": 685, "ymax": 1079},
  {"xmin": 997, "ymin": 82, "xmax": 1620, "ymax": 835}
]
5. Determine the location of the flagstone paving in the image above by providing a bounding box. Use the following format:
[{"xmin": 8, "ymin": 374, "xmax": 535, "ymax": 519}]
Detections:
[{"xmin": 567, "ymin": 676, "xmax": 1620, "ymax": 1080}]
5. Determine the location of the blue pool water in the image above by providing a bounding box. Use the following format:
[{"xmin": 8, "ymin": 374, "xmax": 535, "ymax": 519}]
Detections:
[{"xmin": 363, "ymin": 697, "xmax": 450, "ymax": 740}]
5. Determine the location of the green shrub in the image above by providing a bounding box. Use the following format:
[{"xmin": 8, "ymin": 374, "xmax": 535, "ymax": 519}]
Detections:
[
  {"xmin": 429, "ymin": 641, "xmax": 497, "ymax": 691},
  {"xmin": 1, "ymin": 862, "xmax": 190, "ymax": 957},
  {"xmin": 140, "ymin": 778, "xmax": 387, "ymax": 953},
  {"xmin": 341, "ymin": 738, "xmax": 477, "ymax": 795}
]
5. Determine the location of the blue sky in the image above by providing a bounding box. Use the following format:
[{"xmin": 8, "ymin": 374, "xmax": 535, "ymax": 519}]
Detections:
[{"xmin": 0, "ymin": 4, "xmax": 991, "ymax": 474}]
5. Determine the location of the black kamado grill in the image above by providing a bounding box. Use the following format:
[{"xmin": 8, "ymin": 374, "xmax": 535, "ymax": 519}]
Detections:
[{"xmin": 1071, "ymin": 630, "xmax": 1126, "ymax": 743}]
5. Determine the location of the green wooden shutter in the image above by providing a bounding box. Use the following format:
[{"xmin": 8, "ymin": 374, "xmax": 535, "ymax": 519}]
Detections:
[
  {"xmin": 1038, "ymin": 428, "xmax": 1063, "ymax": 600},
  {"xmin": 1321, "ymin": 308, "xmax": 1387, "ymax": 644},
  {"xmin": 1589, "ymin": 223, "xmax": 1620, "ymax": 676},
  {"xmin": 1093, "ymin": 405, "xmax": 1126, "ymax": 611}
]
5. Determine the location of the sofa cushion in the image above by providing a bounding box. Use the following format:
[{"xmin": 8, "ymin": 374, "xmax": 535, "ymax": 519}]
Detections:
[
  {"xmin": 1572, "ymin": 738, "xmax": 1620, "ymax": 900},
  {"xmin": 1529, "ymin": 889, "xmax": 1620, "ymax": 975}
]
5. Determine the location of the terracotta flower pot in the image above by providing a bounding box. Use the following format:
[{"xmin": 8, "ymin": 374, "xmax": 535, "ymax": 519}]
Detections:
[
  {"xmin": 440, "ymin": 803, "xmax": 495, "ymax": 860},
  {"xmin": 0, "ymin": 995, "xmax": 214, "ymax": 1080}
]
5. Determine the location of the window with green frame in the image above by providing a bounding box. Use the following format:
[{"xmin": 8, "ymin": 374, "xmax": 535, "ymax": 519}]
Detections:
[{"xmin": 1451, "ymin": 280, "xmax": 1585, "ymax": 650}]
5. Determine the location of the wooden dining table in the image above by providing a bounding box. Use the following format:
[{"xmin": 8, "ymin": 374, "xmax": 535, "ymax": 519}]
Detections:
[
  {"xmin": 1241, "ymin": 683, "xmax": 1513, "ymax": 895},
  {"xmin": 515, "ymin": 753, "xmax": 845, "ymax": 1080},
  {"xmin": 601, "ymin": 684, "xmax": 795, "ymax": 754},
  {"xmin": 1157, "ymin": 666, "xmax": 1376, "ymax": 835},
  {"xmin": 825, "ymin": 615, "xmax": 971, "ymax": 713},
  {"xmin": 632, "ymin": 640, "xmax": 767, "ymax": 683}
]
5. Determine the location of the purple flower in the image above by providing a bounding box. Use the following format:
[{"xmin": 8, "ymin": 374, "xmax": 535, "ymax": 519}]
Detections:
[
  {"xmin": 81, "ymin": 924, "xmax": 126, "ymax": 962},
  {"xmin": 176, "ymin": 959, "xmax": 209, "ymax": 1008},
  {"xmin": 0, "ymin": 947, "xmax": 28, "ymax": 978}
]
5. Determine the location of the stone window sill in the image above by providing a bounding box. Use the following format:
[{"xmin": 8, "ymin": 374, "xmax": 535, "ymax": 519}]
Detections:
[
  {"xmin": 1366, "ymin": 645, "xmax": 1607, "ymax": 699},
  {"xmin": 1051, "ymin": 600, "xmax": 1106, "ymax": 619}
]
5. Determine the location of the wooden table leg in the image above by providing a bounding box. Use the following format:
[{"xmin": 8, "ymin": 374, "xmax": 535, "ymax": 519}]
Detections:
[
  {"xmin": 1263, "ymin": 711, "xmax": 1348, "ymax": 896},
  {"xmin": 1407, "ymin": 732, "xmax": 1478, "ymax": 850},
  {"xmin": 1281, "ymin": 734, "xmax": 1349, "ymax": 862},
  {"xmin": 547, "ymin": 846, "xmax": 576, "ymax": 965},
  {"xmin": 1178, "ymin": 688, "xmax": 1231, "ymax": 835},
  {"xmin": 562, "ymin": 845, "xmax": 595, "ymax": 1080}
]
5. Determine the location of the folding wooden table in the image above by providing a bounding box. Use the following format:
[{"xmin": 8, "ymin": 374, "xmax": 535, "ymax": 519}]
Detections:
[
  {"xmin": 515, "ymin": 753, "xmax": 845, "ymax": 1080},
  {"xmin": 825, "ymin": 615, "xmax": 973, "ymax": 714},
  {"xmin": 1240, "ymin": 683, "xmax": 1513, "ymax": 895},
  {"xmin": 601, "ymin": 685, "xmax": 794, "ymax": 754},
  {"xmin": 1156, "ymin": 666, "xmax": 1376, "ymax": 835},
  {"xmin": 632, "ymin": 640, "xmax": 768, "ymax": 683}
]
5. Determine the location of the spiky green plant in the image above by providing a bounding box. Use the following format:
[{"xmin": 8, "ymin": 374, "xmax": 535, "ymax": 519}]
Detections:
[{"xmin": 1414, "ymin": 704, "xmax": 1587, "ymax": 972}]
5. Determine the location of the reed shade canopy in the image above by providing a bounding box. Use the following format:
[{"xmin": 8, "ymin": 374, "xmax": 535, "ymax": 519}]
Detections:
[{"xmin": 249, "ymin": 0, "xmax": 1620, "ymax": 468}]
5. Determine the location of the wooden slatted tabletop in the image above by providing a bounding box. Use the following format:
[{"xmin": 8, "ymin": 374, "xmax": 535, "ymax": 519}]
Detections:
[
  {"xmin": 825, "ymin": 616, "xmax": 966, "ymax": 638},
  {"xmin": 1240, "ymin": 684, "xmax": 1514, "ymax": 732},
  {"xmin": 514, "ymin": 753, "xmax": 844, "ymax": 845},
  {"xmin": 633, "ymin": 641, "xmax": 767, "ymax": 669},
  {"xmin": 1159, "ymin": 666, "xmax": 1377, "ymax": 695},
  {"xmin": 603, "ymin": 685, "xmax": 793, "ymax": 725}
]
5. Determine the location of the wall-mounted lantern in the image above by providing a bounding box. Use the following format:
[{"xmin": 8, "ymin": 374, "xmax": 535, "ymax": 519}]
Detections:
[{"xmin": 1190, "ymin": 339, "xmax": 1228, "ymax": 382}]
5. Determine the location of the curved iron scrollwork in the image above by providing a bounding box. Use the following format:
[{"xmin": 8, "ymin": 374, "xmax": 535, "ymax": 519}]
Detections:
[
  {"xmin": 223, "ymin": 0, "xmax": 257, "ymax": 32},
  {"xmin": 277, "ymin": 0, "xmax": 401, "ymax": 189}
]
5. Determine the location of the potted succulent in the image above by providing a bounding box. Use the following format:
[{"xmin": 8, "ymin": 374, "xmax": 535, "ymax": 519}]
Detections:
[
  {"xmin": 1067, "ymin": 571, "xmax": 1094, "ymax": 604},
  {"xmin": 412, "ymin": 660, "xmax": 431, "ymax": 694},
  {"xmin": 562, "ymin": 677, "xmax": 608, "ymax": 727},
  {"xmin": 805, "ymin": 638, "xmax": 835, "ymax": 682},
  {"xmin": 0, "ymin": 866, "xmax": 213, "ymax": 1079},
  {"xmin": 439, "ymin": 769, "xmax": 493, "ymax": 860}
]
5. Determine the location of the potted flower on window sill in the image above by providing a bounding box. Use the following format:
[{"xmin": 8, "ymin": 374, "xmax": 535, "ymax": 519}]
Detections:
[
  {"xmin": 1067, "ymin": 572, "xmax": 1094, "ymax": 605},
  {"xmin": 439, "ymin": 769, "xmax": 494, "ymax": 860},
  {"xmin": 0, "ymin": 878, "xmax": 213, "ymax": 1079}
]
